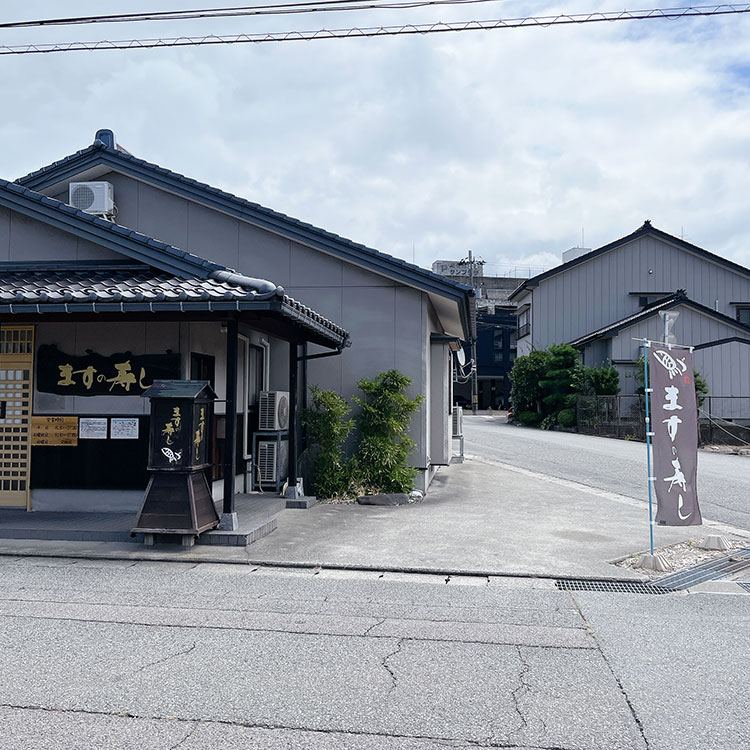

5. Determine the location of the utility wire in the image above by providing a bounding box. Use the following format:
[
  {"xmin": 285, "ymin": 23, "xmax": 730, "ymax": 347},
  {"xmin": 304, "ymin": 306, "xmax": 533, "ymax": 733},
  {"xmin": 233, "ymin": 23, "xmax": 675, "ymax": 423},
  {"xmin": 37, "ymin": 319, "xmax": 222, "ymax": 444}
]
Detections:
[
  {"xmin": 0, "ymin": 0, "xmax": 506, "ymax": 29},
  {"xmin": 1, "ymin": 4, "xmax": 747, "ymax": 55}
]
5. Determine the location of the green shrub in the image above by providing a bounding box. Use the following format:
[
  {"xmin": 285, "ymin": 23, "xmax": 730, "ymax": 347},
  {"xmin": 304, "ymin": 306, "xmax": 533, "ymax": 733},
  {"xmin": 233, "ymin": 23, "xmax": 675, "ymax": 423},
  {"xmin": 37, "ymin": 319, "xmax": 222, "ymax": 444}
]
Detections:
[
  {"xmin": 584, "ymin": 362, "xmax": 620, "ymax": 395},
  {"xmin": 510, "ymin": 350, "xmax": 551, "ymax": 414},
  {"xmin": 694, "ymin": 369, "xmax": 709, "ymax": 407},
  {"xmin": 302, "ymin": 385, "xmax": 355, "ymax": 499},
  {"xmin": 354, "ymin": 370, "xmax": 423, "ymax": 494},
  {"xmin": 558, "ymin": 408, "xmax": 577, "ymax": 428},
  {"xmin": 517, "ymin": 410, "xmax": 542, "ymax": 426},
  {"xmin": 540, "ymin": 413, "xmax": 557, "ymax": 430}
]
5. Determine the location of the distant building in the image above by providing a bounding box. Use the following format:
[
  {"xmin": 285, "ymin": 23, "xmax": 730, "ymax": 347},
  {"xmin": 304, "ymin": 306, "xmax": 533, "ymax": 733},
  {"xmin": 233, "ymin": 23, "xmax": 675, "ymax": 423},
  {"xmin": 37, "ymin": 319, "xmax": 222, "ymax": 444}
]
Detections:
[
  {"xmin": 432, "ymin": 261, "xmax": 528, "ymax": 409},
  {"xmin": 509, "ymin": 221, "xmax": 750, "ymax": 418}
]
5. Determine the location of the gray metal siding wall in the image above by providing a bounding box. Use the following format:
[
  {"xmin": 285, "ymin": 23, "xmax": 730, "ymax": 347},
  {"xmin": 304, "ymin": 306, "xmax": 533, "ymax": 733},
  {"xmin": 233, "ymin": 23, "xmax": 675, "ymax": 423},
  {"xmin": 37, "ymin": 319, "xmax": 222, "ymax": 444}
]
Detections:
[
  {"xmin": 0, "ymin": 205, "xmax": 120, "ymax": 262},
  {"xmin": 694, "ymin": 342, "xmax": 750, "ymax": 419},
  {"xmin": 608, "ymin": 308, "xmax": 750, "ymax": 417},
  {"xmin": 610, "ymin": 307, "xmax": 750, "ymax": 363},
  {"xmin": 429, "ymin": 340, "xmax": 450, "ymax": 466},
  {"xmin": 43, "ymin": 171, "xmax": 446, "ymax": 477},
  {"xmin": 534, "ymin": 236, "xmax": 750, "ymax": 348}
]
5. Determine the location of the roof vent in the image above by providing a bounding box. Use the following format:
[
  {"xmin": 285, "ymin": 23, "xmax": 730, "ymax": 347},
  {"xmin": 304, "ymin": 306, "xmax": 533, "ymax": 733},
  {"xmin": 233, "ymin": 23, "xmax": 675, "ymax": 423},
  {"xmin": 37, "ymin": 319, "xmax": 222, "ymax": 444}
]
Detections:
[
  {"xmin": 69, "ymin": 181, "xmax": 115, "ymax": 217},
  {"xmin": 95, "ymin": 129, "xmax": 116, "ymax": 148}
]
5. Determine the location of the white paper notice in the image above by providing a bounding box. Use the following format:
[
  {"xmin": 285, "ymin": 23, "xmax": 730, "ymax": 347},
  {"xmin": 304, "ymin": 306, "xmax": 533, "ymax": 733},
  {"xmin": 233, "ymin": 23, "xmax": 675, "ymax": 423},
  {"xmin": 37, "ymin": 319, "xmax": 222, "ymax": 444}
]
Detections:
[
  {"xmin": 79, "ymin": 417, "xmax": 108, "ymax": 439},
  {"xmin": 110, "ymin": 418, "xmax": 139, "ymax": 440}
]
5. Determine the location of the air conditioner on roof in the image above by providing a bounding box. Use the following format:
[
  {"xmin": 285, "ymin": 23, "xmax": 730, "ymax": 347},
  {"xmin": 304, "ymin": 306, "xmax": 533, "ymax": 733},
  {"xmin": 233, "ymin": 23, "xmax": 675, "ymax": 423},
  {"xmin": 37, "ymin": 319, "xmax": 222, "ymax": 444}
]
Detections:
[
  {"xmin": 69, "ymin": 181, "xmax": 114, "ymax": 216},
  {"xmin": 259, "ymin": 391, "xmax": 290, "ymax": 431}
]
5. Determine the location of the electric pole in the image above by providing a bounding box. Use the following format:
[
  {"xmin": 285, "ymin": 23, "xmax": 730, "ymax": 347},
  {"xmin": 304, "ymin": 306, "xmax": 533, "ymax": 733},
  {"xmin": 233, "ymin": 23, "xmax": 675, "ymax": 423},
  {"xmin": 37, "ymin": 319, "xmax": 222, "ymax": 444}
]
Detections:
[
  {"xmin": 458, "ymin": 251, "xmax": 481, "ymax": 415},
  {"xmin": 469, "ymin": 251, "xmax": 479, "ymax": 414}
]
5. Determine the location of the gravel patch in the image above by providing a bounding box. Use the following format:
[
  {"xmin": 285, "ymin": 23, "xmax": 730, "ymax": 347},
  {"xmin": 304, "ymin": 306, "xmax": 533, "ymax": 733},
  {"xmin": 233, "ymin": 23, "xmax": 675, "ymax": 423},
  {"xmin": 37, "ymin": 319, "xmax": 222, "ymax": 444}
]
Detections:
[{"xmin": 614, "ymin": 537, "xmax": 748, "ymax": 580}]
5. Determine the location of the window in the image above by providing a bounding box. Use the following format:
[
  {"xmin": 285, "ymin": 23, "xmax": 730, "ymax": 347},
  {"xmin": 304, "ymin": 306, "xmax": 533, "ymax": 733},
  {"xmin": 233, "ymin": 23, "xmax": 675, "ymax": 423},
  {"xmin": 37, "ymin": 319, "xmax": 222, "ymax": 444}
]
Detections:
[
  {"xmin": 737, "ymin": 308, "xmax": 750, "ymax": 326},
  {"xmin": 517, "ymin": 309, "xmax": 530, "ymax": 339},
  {"xmin": 190, "ymin": 353, "xmax": 215, "ymax": 388},
  {"xmin": 492, "ymin": 330, "xmax": 505, "ymax": 363}
]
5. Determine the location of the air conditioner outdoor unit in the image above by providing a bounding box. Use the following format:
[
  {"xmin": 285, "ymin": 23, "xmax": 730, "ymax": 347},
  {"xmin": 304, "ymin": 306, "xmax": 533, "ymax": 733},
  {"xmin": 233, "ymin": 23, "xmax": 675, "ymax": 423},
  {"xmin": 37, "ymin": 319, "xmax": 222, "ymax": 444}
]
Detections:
[
  {"xmin": 259, "ymin": 390, "xmax": 290, "ymax": 431},
  {"xmin": 69, "ymin": 181, "xmax": 114, "ymax": 215},
  {"xmin": 452, "ymin": 406, "xmax": 463, "ymax": 437},
  {"xmin": 257, "ymin": 439, "xmax": 289, "ymax": 486}
]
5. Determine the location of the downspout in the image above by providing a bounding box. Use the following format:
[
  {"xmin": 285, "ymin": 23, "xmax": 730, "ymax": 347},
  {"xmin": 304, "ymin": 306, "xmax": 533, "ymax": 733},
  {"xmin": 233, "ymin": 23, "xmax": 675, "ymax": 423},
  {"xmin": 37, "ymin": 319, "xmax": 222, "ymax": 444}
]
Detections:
[{"xmin": 286, "ymin": 337, "xmax": 350, "ymax": 499}]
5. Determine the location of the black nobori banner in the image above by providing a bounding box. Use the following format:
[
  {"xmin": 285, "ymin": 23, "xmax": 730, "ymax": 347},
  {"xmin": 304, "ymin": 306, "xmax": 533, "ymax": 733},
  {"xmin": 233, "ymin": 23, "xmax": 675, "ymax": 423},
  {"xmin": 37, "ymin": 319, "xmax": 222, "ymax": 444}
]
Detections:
[
  {"xmin": 649, "ymin": 346, "xmax": 702, "ymax": 526},
  {"xmin": 36, "ymin": 344, "xmax": 181, "ymax": 397}
]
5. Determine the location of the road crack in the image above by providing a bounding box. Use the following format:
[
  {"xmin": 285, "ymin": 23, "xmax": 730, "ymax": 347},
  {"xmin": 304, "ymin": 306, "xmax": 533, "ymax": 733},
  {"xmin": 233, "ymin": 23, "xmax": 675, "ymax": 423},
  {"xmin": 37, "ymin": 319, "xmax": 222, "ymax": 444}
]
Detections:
[
  {"xmin": 168, "ymin": 721, "xmax": 198, "ymax": 749},
  {"xmin": 363, "ymin": 617, "xmax": 386, "ymax": 637},
  {"xmin": 381, "ymin": 638, "xmax": 404, "ymax": 694},
  {"xmin": 568, "ymin": 592, "xmax": 650, "ymax": 750},
  {"xmin": 505, "ymin": 645, "xmax": 532, "ymax": 743},
  {"xmin": 128, "ymin": 641, "xmax": 197, "ymax": 677}
]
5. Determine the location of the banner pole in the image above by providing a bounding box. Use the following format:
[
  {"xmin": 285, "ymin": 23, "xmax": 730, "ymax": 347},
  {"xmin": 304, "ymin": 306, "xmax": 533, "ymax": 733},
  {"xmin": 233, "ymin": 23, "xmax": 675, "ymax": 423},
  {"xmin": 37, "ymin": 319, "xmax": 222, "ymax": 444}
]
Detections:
[{"xmin": 643, "ymin": 342, "xmax": 655, "ymax": 556}]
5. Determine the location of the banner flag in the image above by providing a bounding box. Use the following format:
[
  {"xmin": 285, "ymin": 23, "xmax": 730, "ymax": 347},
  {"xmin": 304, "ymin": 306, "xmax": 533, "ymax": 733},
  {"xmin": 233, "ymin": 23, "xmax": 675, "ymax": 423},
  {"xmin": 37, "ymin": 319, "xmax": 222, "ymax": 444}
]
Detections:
[{"xmin": 649, "ymin": 346, "xmax": 702, "ymax": 526}]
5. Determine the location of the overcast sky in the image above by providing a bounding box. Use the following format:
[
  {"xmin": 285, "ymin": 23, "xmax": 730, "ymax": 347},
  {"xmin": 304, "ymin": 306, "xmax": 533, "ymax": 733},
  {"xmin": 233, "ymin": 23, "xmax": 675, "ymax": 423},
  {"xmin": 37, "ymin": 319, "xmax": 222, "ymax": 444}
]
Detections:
[{"xmin": 2, "ymin": 1, "xmax": 749, "ymax": 277}]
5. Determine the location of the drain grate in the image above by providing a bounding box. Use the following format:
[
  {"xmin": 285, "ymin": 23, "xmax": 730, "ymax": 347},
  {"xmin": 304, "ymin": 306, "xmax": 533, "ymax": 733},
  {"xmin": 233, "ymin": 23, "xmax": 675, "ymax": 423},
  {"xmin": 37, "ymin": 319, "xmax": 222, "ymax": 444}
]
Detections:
[
  {"xmin": 555, "ymin": 579, "xmax": 675, "ymax": 595},
  {"xmin": 652, "ymin": 547, "xmax": 750, "ymax": 590},
  {"xmin": 738, "ymin": 582, "xmax": 750, "ymax": 594}
]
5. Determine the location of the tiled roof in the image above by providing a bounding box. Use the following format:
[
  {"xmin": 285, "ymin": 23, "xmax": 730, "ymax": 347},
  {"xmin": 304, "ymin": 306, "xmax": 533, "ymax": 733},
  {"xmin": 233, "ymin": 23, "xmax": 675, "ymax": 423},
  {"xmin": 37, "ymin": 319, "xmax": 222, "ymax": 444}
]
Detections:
[
  {"xmin": 15, "ymin": 136, "xmax": 474, "ymax": 306},
  {"xmin": 0, "ymin": 262, "xmax": 348, "ymax": 346},
  {"xmin": 0, "ymin": 263, "xmax": 267, "ymax": 303}
]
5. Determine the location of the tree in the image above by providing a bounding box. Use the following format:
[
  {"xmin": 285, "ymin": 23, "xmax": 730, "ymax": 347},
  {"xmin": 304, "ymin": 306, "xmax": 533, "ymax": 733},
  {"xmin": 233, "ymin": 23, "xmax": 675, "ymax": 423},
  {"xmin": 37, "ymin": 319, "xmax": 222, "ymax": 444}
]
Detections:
[
  {"xmin": 539, "ymin": 344, "xmax": 580, "ymax": 416},
  {"xmin": 354, "ymin": 370, "xmax": 424, "ymax": 494},
  {"xmin": 509, "ymin": 350, "xmax": 551, "ymax": 414},
  {"xmin": 302, "ymin": 386, "xmax": 355, "ymax": 499}
]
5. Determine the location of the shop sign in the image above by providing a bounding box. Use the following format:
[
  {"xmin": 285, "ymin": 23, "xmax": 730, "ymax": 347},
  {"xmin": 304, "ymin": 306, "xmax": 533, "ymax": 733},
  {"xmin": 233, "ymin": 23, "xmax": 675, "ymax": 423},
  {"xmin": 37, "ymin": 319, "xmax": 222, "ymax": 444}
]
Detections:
[
  {"xmin": 31, "ymin": 416, "xmax": 79, "ymax": 447},
  {"xmin": 36, "ymin": 345, "xmax": 180, "ymax": 397},
  {"xmin": 649, "ymin": 347, "xmax": 702, "ymax": 526}
]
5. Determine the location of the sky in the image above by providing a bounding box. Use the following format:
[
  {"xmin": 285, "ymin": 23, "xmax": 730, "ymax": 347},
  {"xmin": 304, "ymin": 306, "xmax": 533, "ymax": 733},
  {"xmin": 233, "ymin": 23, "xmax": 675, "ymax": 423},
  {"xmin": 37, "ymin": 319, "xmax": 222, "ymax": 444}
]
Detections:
[{"xmin": 1, "ymin": 1, "xmax": 750, "ymax": 278}]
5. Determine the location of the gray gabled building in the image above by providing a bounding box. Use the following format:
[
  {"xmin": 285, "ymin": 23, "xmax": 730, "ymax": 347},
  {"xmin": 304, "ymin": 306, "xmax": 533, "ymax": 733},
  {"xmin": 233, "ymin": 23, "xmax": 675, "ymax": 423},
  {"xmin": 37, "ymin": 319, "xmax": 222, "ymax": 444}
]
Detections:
[
  {"xmin": 0, "ymin": 128, "xmax": 471, "ymax": 513},
  {"xmin": 509, "ymin": 221, "xmax": 750, "ymax": 417}
]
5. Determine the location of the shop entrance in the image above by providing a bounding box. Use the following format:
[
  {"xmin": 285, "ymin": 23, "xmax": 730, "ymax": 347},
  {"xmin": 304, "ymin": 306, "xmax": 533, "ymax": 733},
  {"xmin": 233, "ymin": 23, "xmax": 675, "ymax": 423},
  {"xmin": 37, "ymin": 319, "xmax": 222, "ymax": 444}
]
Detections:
[{"xmin": 0, "ymin": 326, "xmax": 34, "ymax": 508}]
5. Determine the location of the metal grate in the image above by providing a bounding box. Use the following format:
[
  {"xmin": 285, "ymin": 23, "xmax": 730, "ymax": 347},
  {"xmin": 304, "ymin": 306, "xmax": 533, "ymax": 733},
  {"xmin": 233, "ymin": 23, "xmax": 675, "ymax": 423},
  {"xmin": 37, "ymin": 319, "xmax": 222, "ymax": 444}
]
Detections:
[
  {"xmin": 555, "ymin": 579, "xmax": 675, "ymax": 595},
  {"xmin": 738, "ymin": 582, "xmax": 750, "ymax": 594},
  {"xmin": 653, "ymin": 547, "xmax": 750, "ymax": 590}
]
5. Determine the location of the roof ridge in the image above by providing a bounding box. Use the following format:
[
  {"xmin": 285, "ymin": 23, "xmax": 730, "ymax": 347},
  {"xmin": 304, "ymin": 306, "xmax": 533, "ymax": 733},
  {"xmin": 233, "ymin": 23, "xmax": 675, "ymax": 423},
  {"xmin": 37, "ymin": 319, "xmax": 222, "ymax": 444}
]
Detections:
[
  {"xmin": 14, "ymin": 136, "xmax": 473, "ymax": 297},
  {"xmin": 0, "ymin": 177, "xmax": 283, "ymax": 300},
  {"xmin": 510, "ymin": 223, "xmax": 750, "ymax": 301},
  {"xmin": 569, "ymin": 290, "xmax": 750, "ymax": 347}
]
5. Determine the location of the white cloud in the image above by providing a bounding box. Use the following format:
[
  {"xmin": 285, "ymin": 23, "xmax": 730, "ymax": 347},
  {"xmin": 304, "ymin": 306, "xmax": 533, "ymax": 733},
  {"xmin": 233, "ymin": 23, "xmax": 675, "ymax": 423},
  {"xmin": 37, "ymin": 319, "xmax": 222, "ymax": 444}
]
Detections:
[{"xmin": 2, "ymin": 1, "xmax": 749, "ymax": 275}]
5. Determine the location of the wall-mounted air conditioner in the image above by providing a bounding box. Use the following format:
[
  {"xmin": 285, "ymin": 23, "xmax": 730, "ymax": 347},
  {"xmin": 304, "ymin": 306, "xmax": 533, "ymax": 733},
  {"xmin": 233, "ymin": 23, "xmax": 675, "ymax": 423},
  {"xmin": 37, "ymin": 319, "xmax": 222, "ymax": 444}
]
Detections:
[
  {"xmin": 452, "ymin": 406, "xmax": 463, "ymax": 437},
  {"xmin": 257, "ymin": 438, "xmax": 289, "ymax": 486},
  {"xmin": 259, "ymin": 390, "xmax": 289, "ymax": 431},
  {"xmin": 69, "ymin": 181, "xmax": 114, "ymax": 216}
]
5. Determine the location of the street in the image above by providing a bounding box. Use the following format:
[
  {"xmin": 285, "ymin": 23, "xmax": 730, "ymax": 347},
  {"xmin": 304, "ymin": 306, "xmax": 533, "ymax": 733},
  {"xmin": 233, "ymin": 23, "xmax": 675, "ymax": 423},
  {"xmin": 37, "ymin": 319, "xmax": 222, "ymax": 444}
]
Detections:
[
  {"xmin": 0, "ymin": 556, "xmax": 748, "ymax": 749},
  {"xmin": 1, "ymin": 421, "xmax": 748, "ymax": 749},
  {"xmin": 464, "ymin": 415, "xmax": 750, "ymax": 530}
]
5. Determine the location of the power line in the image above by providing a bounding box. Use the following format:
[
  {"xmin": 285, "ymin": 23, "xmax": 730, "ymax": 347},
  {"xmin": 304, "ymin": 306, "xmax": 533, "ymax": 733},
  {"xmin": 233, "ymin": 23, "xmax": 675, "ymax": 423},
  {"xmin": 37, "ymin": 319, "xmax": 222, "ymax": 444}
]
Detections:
[
  {"xmin": 0, "ymin": 4, "xmax": 748, "ymax": 55},
  {"xmin": 0, "ymin": 0, "xmax": 509, "ymax": 29}
]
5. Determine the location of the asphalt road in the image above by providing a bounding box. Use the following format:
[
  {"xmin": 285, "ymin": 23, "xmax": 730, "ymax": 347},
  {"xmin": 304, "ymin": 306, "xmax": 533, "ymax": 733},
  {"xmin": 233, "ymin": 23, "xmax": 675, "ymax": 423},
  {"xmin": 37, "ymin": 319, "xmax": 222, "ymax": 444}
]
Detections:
[
  {"xmin": 0, "ymin": 556, "xmax": 748, "ymax": 749},
  {"xmin": 464, "ymin": 416, "xmax": 750, "ymax": 531}
]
